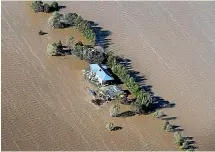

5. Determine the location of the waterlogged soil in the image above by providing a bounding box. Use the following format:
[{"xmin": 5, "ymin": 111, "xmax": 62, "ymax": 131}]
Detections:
[{"xmin": 1, "ymin": 1, "xmax": 199, "ymax": 151}]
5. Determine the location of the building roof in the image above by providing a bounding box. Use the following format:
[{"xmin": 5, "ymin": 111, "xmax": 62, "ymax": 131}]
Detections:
[{"xmin": 90, "ymin": 64, "xmax": 114, "ymax": 81}]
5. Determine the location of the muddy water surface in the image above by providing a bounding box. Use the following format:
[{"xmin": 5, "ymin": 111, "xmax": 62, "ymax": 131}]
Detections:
[{"xmin": 2, "ymin": 1, "xmax": 182, "ymax": 151}]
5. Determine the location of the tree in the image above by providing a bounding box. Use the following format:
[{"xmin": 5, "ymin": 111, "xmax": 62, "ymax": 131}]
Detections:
[
  {"xmin": 44, "ymin": 3, "xmax": 51, "ymax": 13},
  {"xmin": 130, "ymin": 102, "xmax": 142, "ymax": 114},
  {"xmin": 75, "ymin": 15, "xmax": 84, "ymax": 27},
  {"xmin": 153, "ymin": 110, "xmax": 162, "ymax": 118},
  {"xmin": 64, "ymin": 13, "xmax": 78, "ymax": 26},
  {"xmin": 50, "ymin": 2, "xmax": 59, "ymax": 11},
  {"xmin": 47, "ymin": 43, "xmax": 58, "ymax": 56},
  {"xmin": 174, "ymin": 131, "xmax": 184, "ymax": 146},
  {"xmin": 75, "ymin": 41, "xmax": 83, "ymax": 46},
  {"xmin": 73, "ymin": 45, "xmax": 83, "ymax": 59},
  {"xmin": 110, "ymin": 104, "xmax": 120, "ymax": 117},
  {"xmin": 181, "ymin": 140, "xmax": 189, "ymax": 150},
  {"xmin": 48, "ymin": 11, "xmax": 63, "ymax": 28},
  {"xmin": 131, "ymin": 84, "xmax": 141, "ymax": 96},
  {"xmin": 31, "ymin": 1, "xmax": 44, "ymax": 13},
  {"xmin": 153, "ymin": 110, "xmax": 165, "ymax": 118},
  {"xmin": 127, "ymin": 77, "xmax": 136, "ymax": 89},
  {"xmin": 163, "ymin": 120, "xmax": 169, "ymax": 130},
  {"xmin": 56, "ymin": 40, "xmax": 63, "ymax": 53},
  {"xmin": 57, "ymin": 40, "xmax": 63, "ymax": 48},
  {"xmin": 105, "ymin": 122, "xmax": 115, "ymax": 131},
  {"xmin": 166, "ymin": 123, "xmax": 173, "ymax": 132}
]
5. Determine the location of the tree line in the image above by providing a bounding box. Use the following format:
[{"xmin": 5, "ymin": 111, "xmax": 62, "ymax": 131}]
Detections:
[
  {"xmin": 72, "ymin": 43, "xmax": 106, "ymax": 64},
  {"xmin": 47, "ymin": 39, "xmax": 106, "ymax": 64},
  {"xmin": 47, "ymin": 11, "xmax": 96, "ymax": 44},
  {"xmin": 107, "ymin": 51, "xmax": 153, "ymax": 114}
]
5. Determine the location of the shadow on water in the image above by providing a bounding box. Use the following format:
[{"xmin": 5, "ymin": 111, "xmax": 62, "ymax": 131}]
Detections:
[
  {"xmin": 88, "ymin": 21, "xmax": 112, "ymax": 49},
  {"xmin": 161, "ymin": 116, "xmax": 177, "ymax": 121},
  {"xmin": 116, "ymin": 55, "xmax": 176, "ymax": 111},
  {"xmin": 118, "ymin": 111, "xmax": 136, "ymax": 118},
  {"xmin": 115, "ymin": 55, "xmax": 197, "ymax": 150},
  {"xmin": 58, "ymin": 5, "xmax": 66, "ymax": 10},
  {"xmin": 112, "ymin": 126, "xmax": 123, "ymax": 131}
]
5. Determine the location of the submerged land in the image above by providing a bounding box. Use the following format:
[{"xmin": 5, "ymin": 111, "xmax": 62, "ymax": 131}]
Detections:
[{"xmin": 2, "ymin": 1, "xmax": 215, "ymax": 151}]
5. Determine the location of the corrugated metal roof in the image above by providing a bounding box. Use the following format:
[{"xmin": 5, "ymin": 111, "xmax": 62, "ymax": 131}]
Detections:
[{"xmin": 90, "ymin": 64, "xmax": 113, "ymax": 81}]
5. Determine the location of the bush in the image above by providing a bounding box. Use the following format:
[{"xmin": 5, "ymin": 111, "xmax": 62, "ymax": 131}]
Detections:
[
  {"xmin": 38, "ymin": 30, "xmax": 44, "ymax": 35},
  {"xmin": 130, "ymin": 102, "xmax": 142, "ymax": 114},
  {"xmin": 110, "ymin": 104, "xmax": 120, "ymax": 117},
  {"xmin": 43, "ymin": 3, "xmax": 51, "ymax": 13},
  {"xmin": 163, "ymin": 120, "xmax": 169, "ymax": 130},
  {"xmin": 72, "ymin": 45, "xmax": 106, "ymax": 64},
  {"xmin": 47, "ymin": 43, "xmax": 58, "ymax": 56},
  {"xmin": 64, "ymin": 13, "xmax": 78, "ymax": 26},
  {"xmin": 31, "ymin": 1, "xmax": 44, "ymax": 13},
  {"xmin": 166, "ymin": 123, "xmax": 173, "ymax": 132},
  {"xmin": 105, "ymin": 122, "xmax": 115, "ymax": 131},
  {"xmin": 50, "ymin": 2, "xmax": 59, "ymax": 11},
  {"xmin": 174, "ymin": 131, "xmax": 184, "ymax": 146},
  {"xmin": 75, "ymin": 41, "xmax": 83, "ymax": 46},
  {"xmin": 73, "ymin": 45, "xmax": 83, "ymax": 59},
  {"xmin": 181, "ymin": 140, "xmax": 189, "ymax": 150},
  {"xmin": 48, "ymin": 11, "xmax": 63, "ymax": 28},
  {"xmin": 153, "ymin": 110, "xmax": 165, "ymax": 118}
]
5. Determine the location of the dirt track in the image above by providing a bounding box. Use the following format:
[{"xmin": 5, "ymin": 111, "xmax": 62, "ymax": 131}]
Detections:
[{"xmin": 2, "ymin": 1, "xmax": 215, "ymax": 151}]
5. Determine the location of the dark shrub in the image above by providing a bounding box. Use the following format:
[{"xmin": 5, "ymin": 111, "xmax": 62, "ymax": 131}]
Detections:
[
  {"xmin": 75, "ymin": 41, "xmax": 83, "ymax": 46},
  {"xmin": 44, "ymin": 3, "xmax": 51, "ymax": 13},
  {"xmin": 51, "ymin": 2, "xmax": 59, "ymax": 11},
  {"xmin": 64, "ymin": 13, "xmax": 78, "ymax": 26},
  {"xmin": 31, "ymin": 1, "xmax": 44, "ymax": 13}
]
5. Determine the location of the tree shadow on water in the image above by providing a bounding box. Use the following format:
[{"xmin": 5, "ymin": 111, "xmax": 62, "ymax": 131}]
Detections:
[
  {"xmin": 112, "ymin": 126, "xmax": 123, "ymax": 131},
  {"xmin": 161, "ymin": 116, "xmax": 177, "ymax": 121},
  {"xmin": 118, "ymin": 111, "xmax": 136, "ymax": 118},
  {"xmin": 88, "ymin": 21, "xmax": 113, "ymax": 49},
  {"xmin": 116, "ymin": 55, "xmax": 176, "ymax": 112},
  {"xmin": 58, "ymin": 5, "xmax": 66, "ymax": 10}
]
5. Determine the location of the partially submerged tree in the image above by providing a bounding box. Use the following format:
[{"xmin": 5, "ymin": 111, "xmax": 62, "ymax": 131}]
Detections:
[
  {"xmin": 31, "ymin": 1, "xmax": 59, "ymax": 13},
  {"xmin": 43, "ymin": 3, "xmax": 51, "ymax": 13},
  {"xmin": 31, "ymin": 1, "xmax": 44, "ymax": 13},
  {"xmin": 50, "ymin": 2, "xmax": 59, "ymax": 11},
  {"xmin": 64, "ymin": 13, "xmax": 78, "ymax": 26},
  {"xmin": 47, "ymin": 43, "xmax": 58, "ymax": 56},
  {"xmin": 66, "ymin": 36, "xmax": 74, "ymax": 46},
  {"xmin": 130, "ymin": 101, "xmax": 142, "ymax": 114},
  {"xmin": 110, "ymin": 104, "xmax": 120, "ymax": 117},
  {"xmin": 162, "ymin": 120, "xmax": 169, "ymax": 130},
  {"xmin": 48, "ymin": 11, "xmax": 63, "ymax": 28},
  {"xmin": 181, "ymin": 140, "xmax": 189, "ymax": 150},
  {"xmin": 153, "ymin": 110, "xmax": 165, "ymax": 118},
  {"xmin": 105, "ymin": 122, "xmax": 115, "ymax": 131},
  {"xmin": 174, "ymin": 131, "xmax": 184, "ymax": 146},
  {"xmin": 166, "ymin": 123, "xmax": 173, "ymax": 132}
]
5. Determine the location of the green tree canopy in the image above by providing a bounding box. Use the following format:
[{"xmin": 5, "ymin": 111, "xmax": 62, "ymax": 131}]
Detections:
[
  {"xmin": 48, "ymin": 11, "xmax": 63, "ymax": 28},
  {"xmin": 31, "ymin": 1, "xmax": 44, "ymax": 13},
  {"xmin": 110, "ymin": 104, "xmax": 120, "ymax": 117},
  {"xmin": 64, "ymin": 13, "xmax": 78, "ymax": 26},
  {"xmin": 43, "ymin": 3, "xmax": 51, "ymax": 13},
  {"xmin": 47, "ymin": 43, "xmax": 57, "ymax": 56},
  {"xmin": 51, "ymin": 2, "xmax": 59, "ymax": 11}
]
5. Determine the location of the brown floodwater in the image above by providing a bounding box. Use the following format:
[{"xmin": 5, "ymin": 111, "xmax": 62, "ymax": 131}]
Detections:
[
  {"xmin": 56, "ymin": 1, "xmax": 215, "ymax": 150},
  {"xmin": 3, "ymin": 1, "xmax": 215, "ymax": 151}
]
